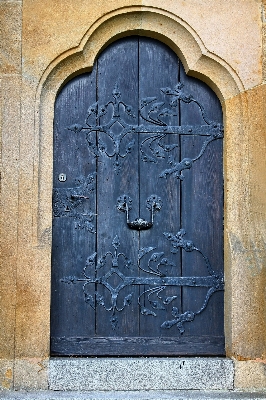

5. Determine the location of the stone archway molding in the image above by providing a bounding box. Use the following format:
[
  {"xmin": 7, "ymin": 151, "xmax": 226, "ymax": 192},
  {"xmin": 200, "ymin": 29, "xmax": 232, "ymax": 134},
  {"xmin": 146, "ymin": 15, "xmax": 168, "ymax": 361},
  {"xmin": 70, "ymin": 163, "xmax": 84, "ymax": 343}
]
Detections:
[
  {"xmin": 38, "ymin": 6, "xmax": 244, "ymax": 102},
  {"xmin": 35, "ymin": 6, "xmax": 244, "ymax": 244}
]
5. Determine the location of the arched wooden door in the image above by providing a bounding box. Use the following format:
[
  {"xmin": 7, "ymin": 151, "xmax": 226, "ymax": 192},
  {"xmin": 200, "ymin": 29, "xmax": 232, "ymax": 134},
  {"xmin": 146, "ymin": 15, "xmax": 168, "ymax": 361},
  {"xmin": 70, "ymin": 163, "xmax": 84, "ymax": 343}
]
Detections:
[{"xmin": 51, "ymin": 37, "xmax": 224, "ymax": 356}]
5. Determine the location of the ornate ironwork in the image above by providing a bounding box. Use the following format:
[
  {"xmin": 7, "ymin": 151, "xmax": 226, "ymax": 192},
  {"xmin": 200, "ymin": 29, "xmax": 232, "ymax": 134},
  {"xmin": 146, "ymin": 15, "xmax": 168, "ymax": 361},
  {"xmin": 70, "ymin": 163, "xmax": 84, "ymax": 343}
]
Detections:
[
  {"xmin": 116, "ymin": 194, "xmax": 162, "ymax": 230},
  {"xmin": 68, "ymin": 82, "xmax": 223, "ymax": 177},
  {"xmin": 53, "ymin": 172, "xmax": 96, "ymax": 233},
  {"xmin": 139, "ymin": 82, "xmax": 223, "ymax": 179},
  {"xmin": 62, "ymin": 82, "xmax": 224, "ymax": 333},
  {"xmin": 62, "ymin": 231, "xmax": 224, "ymax": 333},
  {"xmin": 139, "ymin": 82, "xmax": 212, "ymax": 127},
  {"xmin": 68, "ymin": 84, "xmax": 136, "ymax": 174}
]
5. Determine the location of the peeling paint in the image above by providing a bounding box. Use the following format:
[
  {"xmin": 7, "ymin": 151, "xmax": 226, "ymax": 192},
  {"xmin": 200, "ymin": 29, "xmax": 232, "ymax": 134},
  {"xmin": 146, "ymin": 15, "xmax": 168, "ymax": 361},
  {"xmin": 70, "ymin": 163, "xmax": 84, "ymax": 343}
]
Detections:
[
  {"xmin": 37, "ymin": 361, "xmax": 45, "ymax": 373},
  {"xmin": 233, "ymin": 354, "xmax": 266, "ymax": 362},
  {"xmin": 5, "ymin": 368, "xmax": 12, "ymax": 379},
  {"xmin": 1, "ymin": 368, "xmax": 13, "ymax": 389},
  {"xmin": 1, "ymin": 379, "xmax": 11, "ymax": 390},
  {"xmin": 228, "ymin": 232, "xmax": 266, "ymax": 276}
]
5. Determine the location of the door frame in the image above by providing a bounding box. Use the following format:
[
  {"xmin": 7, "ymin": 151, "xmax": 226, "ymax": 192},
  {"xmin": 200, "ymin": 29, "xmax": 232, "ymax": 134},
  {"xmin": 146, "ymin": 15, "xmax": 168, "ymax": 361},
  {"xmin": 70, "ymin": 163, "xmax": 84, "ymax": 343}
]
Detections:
[{"xmin": 35, "ymin": 7, "xmax": 243, "ymax": 360}]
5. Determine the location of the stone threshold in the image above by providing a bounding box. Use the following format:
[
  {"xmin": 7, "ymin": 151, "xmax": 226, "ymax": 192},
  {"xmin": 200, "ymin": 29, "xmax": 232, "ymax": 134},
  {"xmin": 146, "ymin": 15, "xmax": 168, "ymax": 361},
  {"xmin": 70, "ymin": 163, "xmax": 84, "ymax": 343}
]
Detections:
[
  {"xmin": 49, "ymin": 358, "xmax": 234, "ymax": 391},
  {"xmin": 2, "ymin": 390, "xmax": 266, "ymax": 400}
]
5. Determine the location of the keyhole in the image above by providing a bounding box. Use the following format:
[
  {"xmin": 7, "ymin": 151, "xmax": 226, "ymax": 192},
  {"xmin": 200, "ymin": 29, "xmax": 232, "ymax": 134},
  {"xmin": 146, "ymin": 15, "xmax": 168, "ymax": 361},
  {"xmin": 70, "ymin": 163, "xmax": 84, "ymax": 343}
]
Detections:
[{"xmin": 58, "ymin": 173, "xmax": 67, "ymax": 182}]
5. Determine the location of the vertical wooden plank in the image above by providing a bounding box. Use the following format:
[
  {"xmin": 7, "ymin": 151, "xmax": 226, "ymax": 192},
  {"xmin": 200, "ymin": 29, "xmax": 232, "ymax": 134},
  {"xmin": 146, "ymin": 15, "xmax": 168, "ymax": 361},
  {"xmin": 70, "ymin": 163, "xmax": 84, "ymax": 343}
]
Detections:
[
  {"xmin": 96, "ymin": 37, "xmax": 139, "ymax": 337},
  {"xmin": 179, "ymin": 65, "xmax": 224, "ymax": 338},
  {"xmin": 51, "ymin": 71, "xmax": 97, "ymax": 352},
  {"xmin": 139, "ymin": 37, "xmax": 182, "ymax": 339}
]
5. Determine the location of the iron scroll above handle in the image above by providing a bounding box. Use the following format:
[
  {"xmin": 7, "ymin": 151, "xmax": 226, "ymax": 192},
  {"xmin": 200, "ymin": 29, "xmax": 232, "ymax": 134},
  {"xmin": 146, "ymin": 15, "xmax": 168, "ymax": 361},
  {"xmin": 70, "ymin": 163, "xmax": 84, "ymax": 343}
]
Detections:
[{"xmin": 116, "ymin": 194, "xmax": 162, "ymax": 230}]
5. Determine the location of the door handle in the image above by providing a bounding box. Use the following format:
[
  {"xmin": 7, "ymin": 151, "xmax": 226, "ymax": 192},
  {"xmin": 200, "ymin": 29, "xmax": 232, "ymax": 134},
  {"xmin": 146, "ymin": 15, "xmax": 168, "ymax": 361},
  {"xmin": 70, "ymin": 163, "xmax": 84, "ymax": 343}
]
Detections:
[{"xmin": 117, "ymin": 194, "xmax": 162, "ymax": 230}]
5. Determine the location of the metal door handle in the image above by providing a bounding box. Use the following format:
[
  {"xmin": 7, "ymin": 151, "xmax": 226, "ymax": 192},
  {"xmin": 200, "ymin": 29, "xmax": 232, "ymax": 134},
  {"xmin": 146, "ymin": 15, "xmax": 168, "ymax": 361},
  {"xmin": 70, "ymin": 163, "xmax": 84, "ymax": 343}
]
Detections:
[{"xmin": 117, "ymin": 194, "xmax": 162, "ymax": 230}]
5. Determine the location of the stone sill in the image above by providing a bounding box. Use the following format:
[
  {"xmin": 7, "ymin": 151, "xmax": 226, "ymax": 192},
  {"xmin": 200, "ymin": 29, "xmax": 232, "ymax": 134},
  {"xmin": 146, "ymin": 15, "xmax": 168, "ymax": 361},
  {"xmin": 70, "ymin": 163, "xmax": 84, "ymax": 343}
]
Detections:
[{"xmin": 49, "ymin": 358, "xmax": 234, "ymax": 391}]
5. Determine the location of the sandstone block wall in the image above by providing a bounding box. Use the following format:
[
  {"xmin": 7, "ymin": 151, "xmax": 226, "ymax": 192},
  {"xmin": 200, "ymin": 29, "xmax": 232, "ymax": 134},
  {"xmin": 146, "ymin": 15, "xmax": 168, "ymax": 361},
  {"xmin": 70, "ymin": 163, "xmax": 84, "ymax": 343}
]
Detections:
[{"xmin": 0, "ymin": 0, "xmax": 265, "ymax": 390}]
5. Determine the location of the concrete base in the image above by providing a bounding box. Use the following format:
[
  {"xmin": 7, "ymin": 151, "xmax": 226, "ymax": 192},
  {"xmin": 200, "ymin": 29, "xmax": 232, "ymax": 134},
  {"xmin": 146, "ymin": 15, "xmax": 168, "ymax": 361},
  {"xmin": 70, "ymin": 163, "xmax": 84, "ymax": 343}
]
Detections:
[{"xmin": 49, "ymin": 358, "xmax": 234, "ymax": 391}]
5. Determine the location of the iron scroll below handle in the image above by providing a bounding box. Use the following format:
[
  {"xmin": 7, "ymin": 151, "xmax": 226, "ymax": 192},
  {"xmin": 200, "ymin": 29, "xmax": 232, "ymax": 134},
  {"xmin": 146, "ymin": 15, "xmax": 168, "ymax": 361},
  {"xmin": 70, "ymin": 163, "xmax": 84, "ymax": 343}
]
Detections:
[{"xmin": 116, "ymin": 194, "xmax": 162, "ymax": 231}]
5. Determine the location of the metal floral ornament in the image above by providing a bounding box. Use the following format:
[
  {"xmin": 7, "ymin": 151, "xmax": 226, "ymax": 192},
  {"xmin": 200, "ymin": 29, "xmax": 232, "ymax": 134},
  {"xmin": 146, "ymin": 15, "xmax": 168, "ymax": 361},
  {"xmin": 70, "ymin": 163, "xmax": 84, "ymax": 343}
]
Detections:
[
  {"xmin": 68, "ymin": 82, "xmax": 223, "ymax": 177},
  {"xmin": 62, "ymin": 230, "xmax": 224, "ymax": 333}
]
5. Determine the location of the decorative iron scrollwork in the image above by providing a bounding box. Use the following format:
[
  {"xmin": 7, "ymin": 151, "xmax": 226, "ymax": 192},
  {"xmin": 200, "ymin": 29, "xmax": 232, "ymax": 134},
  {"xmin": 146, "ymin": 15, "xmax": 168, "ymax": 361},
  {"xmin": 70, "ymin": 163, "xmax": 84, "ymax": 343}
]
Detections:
[
  {"xmin": 139, "ymin": 82, "xmax": 223, "ymax": 179},
  {"xmin": 67, "ymin": 82, "xmax": 223, "ymax": 177},
  {"xmin": 140, "ymin": 133, "xmax": 178, "ymax": 164},
  {"xmin": 116, "ymin": 194, "xmax": 162, "ymax": 230},
  {"xmin": 139, "ymin": 82, "xmax": 212, "ymax": 127},
  {"xmin": 68, "ymin": 84, "xmax": 136, "ymax": 174},
  {"xmin": 62, "ymin": 236, "xmax": 132, "ymax": 329},
  {"xmin": 53, "ymin": 172, "xmax": 96, "ymax": 233},
  {"xmin": 158, "ymin": 125, "xmax": 223, "ymax": 180},
  {"xmin": 62, "ymin": 232, "xmax": 224, "ymax": 333},
  {"xmin": 61, "ymin": 82, "xmax": 224, "ymax": 333}
]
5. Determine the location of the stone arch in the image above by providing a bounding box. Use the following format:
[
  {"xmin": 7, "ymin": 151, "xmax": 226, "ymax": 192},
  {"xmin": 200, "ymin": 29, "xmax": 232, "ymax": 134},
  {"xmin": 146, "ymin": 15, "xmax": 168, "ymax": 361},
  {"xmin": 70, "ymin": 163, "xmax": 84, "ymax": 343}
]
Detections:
[
  {"xmin": 36, "ymin": 7, "xmax": 242, "ymax": 243},
  {"xmin": 38, "ymin": 7, "xmax": 243, "ymax": 102},
  {"xmin": 34, "ymin": 8, "xmax": 241, "ymax": 359}
]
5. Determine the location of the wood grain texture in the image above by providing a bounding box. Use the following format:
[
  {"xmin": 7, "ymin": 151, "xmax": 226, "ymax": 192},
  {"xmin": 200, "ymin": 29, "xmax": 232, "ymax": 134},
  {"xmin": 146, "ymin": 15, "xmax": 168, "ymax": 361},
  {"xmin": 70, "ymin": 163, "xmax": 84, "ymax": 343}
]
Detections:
[
  {"xmin": 138, "ymin": 38, "xmax": 181, "ymax": 338},
  {"xmin": 96, "ymin": 37, "xmax": 140, "ymax": 337},
  {"xmin": 51, "ymin": 336, "xmax": 225, "ymax": 356},
  {"xmin": 51, "ymin": 71, "xmax": 97, "ymax": 339}
]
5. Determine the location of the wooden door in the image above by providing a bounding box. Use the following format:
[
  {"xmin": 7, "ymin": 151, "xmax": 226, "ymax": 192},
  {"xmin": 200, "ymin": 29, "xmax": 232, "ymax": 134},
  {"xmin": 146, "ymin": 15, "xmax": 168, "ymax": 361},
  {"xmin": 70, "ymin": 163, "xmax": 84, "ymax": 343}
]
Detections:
[{"xmin": 51, "ymin": 37, "xmax": 224, "ymax": 356}]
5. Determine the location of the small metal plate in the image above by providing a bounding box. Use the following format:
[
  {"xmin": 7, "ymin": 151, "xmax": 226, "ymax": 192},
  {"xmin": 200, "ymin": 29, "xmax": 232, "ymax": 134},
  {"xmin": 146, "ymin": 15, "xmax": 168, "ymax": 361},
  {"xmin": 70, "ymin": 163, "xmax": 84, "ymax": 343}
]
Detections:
[{"xmin": 58, "ymin": 173, "xmax": 67, "ymax": 182}]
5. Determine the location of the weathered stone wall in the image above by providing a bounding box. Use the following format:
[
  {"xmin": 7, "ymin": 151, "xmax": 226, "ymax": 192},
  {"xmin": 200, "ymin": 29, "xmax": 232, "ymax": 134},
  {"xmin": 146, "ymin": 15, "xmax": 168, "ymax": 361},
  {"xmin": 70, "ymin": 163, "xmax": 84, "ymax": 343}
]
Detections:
[
  {"xmin": 263, "ymin": 0, "xmax": 266, "ymax": 83},
  {"xmin": 0, "ymin": 0, "xmax": 266, "ymax": 390},
  {"xmin": 0, "ymin": 0, "xmax": 22, "ymax": 390},
  {"xmin": 224, "ymin": 83, "xmax": 266, "ymax": 388}
]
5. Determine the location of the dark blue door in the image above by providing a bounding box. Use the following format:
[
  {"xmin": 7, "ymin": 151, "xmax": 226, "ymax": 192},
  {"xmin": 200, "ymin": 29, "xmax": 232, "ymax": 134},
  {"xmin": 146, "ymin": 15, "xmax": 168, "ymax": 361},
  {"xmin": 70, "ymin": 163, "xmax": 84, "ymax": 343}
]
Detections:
[{"xmin": 51, "ymin": 37, "xmax": 224, "ymax": 356}]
